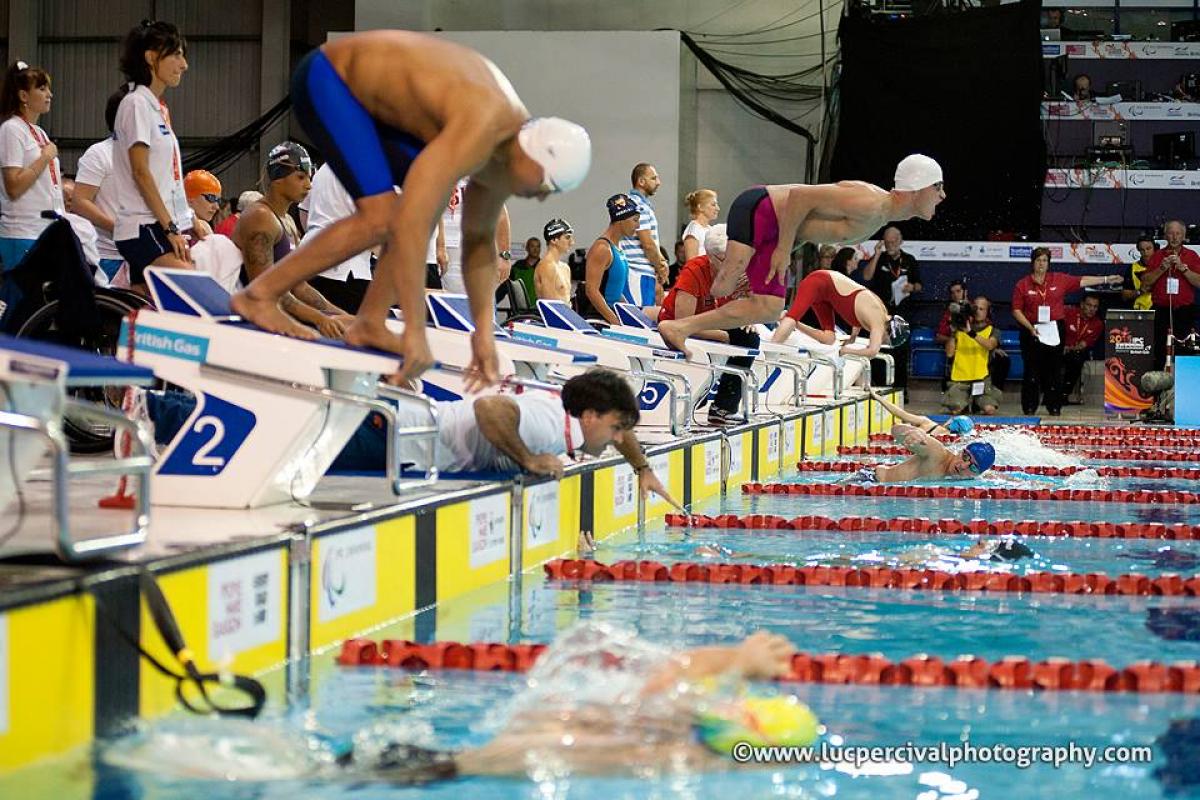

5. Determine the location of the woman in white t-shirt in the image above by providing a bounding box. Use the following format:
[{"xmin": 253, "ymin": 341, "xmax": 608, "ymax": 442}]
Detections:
[
  {"xmin": 72, "ymin": 89, "xmax": 129, "ymax": 283},
  {"xmin": 680, "ymin": 188, "xmax": 720, "ymax": 262},
  {"xmin": 0, "ymin": 61, "xmax": 64, "ymax": 272},
  {"xmin": 111, "ymin": 20, "xmax": 191, "ymax": 287}
]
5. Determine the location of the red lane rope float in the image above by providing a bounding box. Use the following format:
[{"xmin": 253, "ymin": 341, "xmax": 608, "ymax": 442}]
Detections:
[
  {"xmin": 975, "ymin": 423, "xmax": 1200, "ymax": 439},
  {"xmin": 741, "ymin": 482, "xmax": 1200, "ymax": 505},
  {"xmin": 840, "ymin": 445, "xmax": 1200, "ymax": 462},
  {"xmin": 663, "ymin": 512, "xmax": 1200, "ymax": 540},
  {"xmin": 543, "ymin": 558, "xmax": 1200, "ymax": 597},
  {"xmin": 795, "ymin": 461, "xmax": 1200, "ymax": 480},
  {"xmin": 869, "ymin": 431, "xmax": 1200, "ymax": 446},
  {"xmin": 336, "ymin": 637, "xmax": 1200, "ymax": 694}
]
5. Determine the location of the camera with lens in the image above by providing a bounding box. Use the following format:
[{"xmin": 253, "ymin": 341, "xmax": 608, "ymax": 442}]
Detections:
[{"xmin": 948, "ymin": 302, "xmax": 972, "ymax": 331}]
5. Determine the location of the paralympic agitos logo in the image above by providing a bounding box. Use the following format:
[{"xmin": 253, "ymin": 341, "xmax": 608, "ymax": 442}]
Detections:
[{"xmin": 322, "ymin": 550, "xmax": 348, "ymax": 606}]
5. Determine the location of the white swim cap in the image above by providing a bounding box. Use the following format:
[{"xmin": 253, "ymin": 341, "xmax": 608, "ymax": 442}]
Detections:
[
  {"xmin": 517, "ymin": 117, "xmax": 591, "ymax": 193},
  {"xmin": 894, "ymin": 154, "xmax": 943, "ymax": 191}
]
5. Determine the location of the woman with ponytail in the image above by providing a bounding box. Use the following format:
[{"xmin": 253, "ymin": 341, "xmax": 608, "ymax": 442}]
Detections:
[
  {"xmin": 680, "ymin": 188, "xmax": 719, "ymax": 262},
  {"xmin": 0, "ymin": 60, "xmax": 64, "ymax": 271},
  {"xmin": 110, "ymin": 20, "xmax": 191, "ymax": 287}
]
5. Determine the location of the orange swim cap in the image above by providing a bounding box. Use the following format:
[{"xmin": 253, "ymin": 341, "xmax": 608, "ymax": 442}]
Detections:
[{"xmin": 184, "ymin": 169, "xmax": 222, "ymax": 199}]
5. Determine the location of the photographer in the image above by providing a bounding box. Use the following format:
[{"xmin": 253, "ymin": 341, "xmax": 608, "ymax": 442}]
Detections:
[
  {"xmin": 1140, "ymin": 220, "xmax": 1200, "ymax": 370},
  {"xmin": 934, "ymin": 280, "xmax": 968, "ymax": 345},
  {"xmin": 943, "ymin": 295, "xmax": 1001, "ymax": 415}
]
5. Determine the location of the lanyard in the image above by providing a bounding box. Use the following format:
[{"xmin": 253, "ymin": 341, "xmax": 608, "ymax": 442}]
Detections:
[
  {"xmin": 158, "ymin": 99, "xmax": 181, "ymax": 182},
  {"xmin": 564, "ymin": 415, "xmax": 575, "ymax": 461},
  {"xmin": 20, "ymin": 119, "xmax": 57, "ymax": 186}
]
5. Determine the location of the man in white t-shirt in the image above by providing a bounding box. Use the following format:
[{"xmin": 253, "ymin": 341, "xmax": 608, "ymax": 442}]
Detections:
[
  {"xmin": 72, "ymin": 94, "xmax": 126, "ymax": 282},
  {"xmin": 302, "ymin": 163, "xmax": 374, "ymax": 313}
]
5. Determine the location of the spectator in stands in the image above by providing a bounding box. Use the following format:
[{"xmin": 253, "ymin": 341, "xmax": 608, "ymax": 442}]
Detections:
[
  {"xmin": 667, "ymin": 239, "xmax": 686, "ymax": 288},
  {"xmin": 112, "ymin": 20, "xmax": 192, "ymax": 285},
  {"xmin": 1072, "ymin": 74, "xmax": 1093, "ymax": 102},
  {"xmin": 620, "ymin": 163, "xmax": 668, "ymax": 306},
  {"xmin": 234, "ymin": 142, "xmax": 350, "ymax": 338},
  {"xmin": 862, "ymin": 226, "xmax": 920, "ymax": 391},
  {"xmin": 934, "ymin": 280, "xmax": 968, "ymax": 345},
  {"xmin": 681, "ymin": 188, "xmax": 719, "ymax": 262},
  {"xmin": 302, "ymin": 164, "xmax": 372, "ymax": 313},
  {"xmin": 830, "ymin": 246, "xmax": 860, "ymax": 278},
  {"xmin": 1011, "ymin": 247, "xmax": 1122, "ymax": 416},
  {"xmin": 1122, "ymin": 235, "xmax": 1157, "ymax": 310},
  {"xmin": 215, "ymin": 190, "xmax": 261, "ymax": 239},
  {"xmin": 658, "ymin": 225, "xmax": 758, "ymax": 426},
  {"xmin": 943, "ymin": 295, "xmax": 1001, "ymax": 415},
  {"xmin": 183, "ymin": 169, "xmax": 221, "ymax": 240},
  {"xmin": 73, "ymin": 89, "xmax": 126, "ymax": 284},
  {"xmin": 1062, "ymin": 294, "xmax": 1103, "ymax": 404},
  {"xmin": 535, "ymin": 218, "xmax": 574, "ymax": 303},
  {"xmin": 510, "ymin": 236, "xmax": 540, "ymax": 305},
  {"xmin": 0, "ymin": 61, "xmax": 63, "ymax": 272},
  {"xmin": 1141, "ymin": 219, "xmax": 1200, "ymax": 369},
  {"xmin": 815, "ymin": 244, "xmax": 836, "ymax": 273},
  {"xmin": 584, "ymin": 194, "xmax": 640, "ymax": 325},
  {"xmin": 1044, "ymin": 7, "xmax": 1063, "ymax": 28}
]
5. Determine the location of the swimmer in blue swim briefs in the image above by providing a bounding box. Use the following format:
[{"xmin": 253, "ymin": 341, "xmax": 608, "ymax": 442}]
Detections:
[{"xmin": 232, "ymin": 30, "xmax": 591, "ymax": 390}]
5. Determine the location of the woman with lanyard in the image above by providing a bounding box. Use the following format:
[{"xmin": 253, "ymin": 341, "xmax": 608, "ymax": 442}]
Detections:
[
  {"xmin": 1010, "ymin": 247, "xmax": 1120, "ymax": 416},
  {"xmin": 0, "ymin": 61, "xmax": 64, "ymax": 273},
  {"xmin": 111, "ymin": 20, "xmax": 191, "ymax": 289}
]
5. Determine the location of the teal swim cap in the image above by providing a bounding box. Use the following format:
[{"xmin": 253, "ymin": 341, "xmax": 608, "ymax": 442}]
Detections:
[
  {"xmin": 945, "ymin": 416, "xmax": 974, "ymax": 435},
  {"xmin": 963, "ymin": 441, "xmax": 995, "ymax": 474}
]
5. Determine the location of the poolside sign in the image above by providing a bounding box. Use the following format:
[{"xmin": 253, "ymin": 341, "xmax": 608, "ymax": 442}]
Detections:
[
  {"xmin": 469, "ymin": 494, "xmax": 508, "ymax": 568},
  {"xmin": 317, "ymin": 527, "xmax": 377, "ymax": 622},
  {"xmin": 207, "ymin": 550, "xmax": 283, "ymax": 661},
  {"xmin": 526, "ymin": 482, "xmax": 560, "ymax": 548},
  {"xmin": 1104, "ymin": 310, "xmax": 1154, "ymax": 415}
]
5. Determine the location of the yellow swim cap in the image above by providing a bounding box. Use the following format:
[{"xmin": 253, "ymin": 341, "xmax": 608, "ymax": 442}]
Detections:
[{"xmin": 696, "ymin": 694, "xmax": 820, "ymax": 755}]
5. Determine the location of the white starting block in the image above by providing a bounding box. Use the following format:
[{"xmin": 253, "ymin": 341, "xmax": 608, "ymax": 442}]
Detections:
[
  {"xmin": 122, "ymin": 268, "xmax": 439, "ymax": 509},
  {"xmin": 509, "ymin": 300, "xmax": 694, "ymax": 433},
  {"xmin": 0, "ymin": 335, "xmax": 154, "ymax": 560},
  {"xmin": 392, "ymin": 294, "xmax": 597, "ymax": 402},
  {"xmin": 608, "ymin": 302, "xmax": 774, "ymax": 417}
]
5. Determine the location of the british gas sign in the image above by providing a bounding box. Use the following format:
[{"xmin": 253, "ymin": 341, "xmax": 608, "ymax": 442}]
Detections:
[{"xmin": 121, "ymin": 323, "xmax": 209, "ymax": 362}]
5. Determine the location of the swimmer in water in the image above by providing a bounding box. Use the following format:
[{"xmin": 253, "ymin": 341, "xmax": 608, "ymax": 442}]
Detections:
[
  {"xmin": 868, "ymin": 387, "xmax": 974, "ymax": 438},
  {"xmin": 847, "ymin": 423, "xmax": 995, "ymax": 483},
  {"xmin": 107, "ymin": 625, "xmax": 811, "ymax": 784},
  {"xmin": 817, "ymin": 538, "xmax": 1035, "ymax": 570}
]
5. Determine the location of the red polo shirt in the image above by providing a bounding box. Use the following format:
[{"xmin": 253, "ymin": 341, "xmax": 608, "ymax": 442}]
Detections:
[
  {"xmin": 660, "ymin": 255, "xmax": 718, "ymax": 322},
  {"xmin": 1145, "ymin": 246, "xmax": 1200, "ymax": 308},
  {"xmin": 1011, "ymin": 272, "xmax": 1082, "ymax": 322},
  {"xmin": 1064, "ymin": 307, "xmax": 1103, "ymax": 349}
]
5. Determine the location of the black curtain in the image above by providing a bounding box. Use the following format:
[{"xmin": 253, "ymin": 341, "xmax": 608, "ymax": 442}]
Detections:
[{"xmin": 830, "ymin": 0, "xmax": 1045, "ymax": 239}]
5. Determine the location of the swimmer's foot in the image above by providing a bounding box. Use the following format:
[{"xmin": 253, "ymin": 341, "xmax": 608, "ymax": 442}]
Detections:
[
  {"xmin": 344, "ymin": 319, "xmax": 434, "ymax": 385},
  {"xmin": 231, "ymin": 289, "xmax": 318, "ymax": 340},
  {"xmin": 657, "ymin": 320, "xmax": 692, "ymax": 359}
]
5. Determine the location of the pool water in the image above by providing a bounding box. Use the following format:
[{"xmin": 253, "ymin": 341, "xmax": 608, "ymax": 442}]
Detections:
[{"xmin": 8, "ymin": 452, "xmax": 1200, "ymax": 799}]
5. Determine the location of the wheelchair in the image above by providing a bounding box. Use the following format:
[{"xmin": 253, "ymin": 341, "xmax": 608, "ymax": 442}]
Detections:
[{"xmin": 0, "ymin": 217, "xmax": 150, "ymax": 452}]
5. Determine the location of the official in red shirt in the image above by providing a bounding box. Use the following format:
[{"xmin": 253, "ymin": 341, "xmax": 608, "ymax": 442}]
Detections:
[
  {"xmin": 1139, "ymin": 220, "xmax": 1200, "ymax": 369},
  {"xmin": 1062, "ymin": 294, "xmax": 1104, "ymax": 403},
  {"xmin": 1010, "ymin": 247, "xmax": 1121, "ymax": 416},
  {"xmin": 659, "ymin": 225, "xmax": 758, "ymax": 426}
]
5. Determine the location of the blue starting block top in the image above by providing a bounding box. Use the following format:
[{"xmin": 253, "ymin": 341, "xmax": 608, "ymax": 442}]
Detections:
[
  {"xmin": 0, "ymin": 334, "xmax": 155, "ymax": 386},
  {"xmin": 428, "ymin": 294, "xmax": 596, "ymax": 364},
  {"xmin": 615, "ymin": 303, "xmax": 656, "ymax": 330}
]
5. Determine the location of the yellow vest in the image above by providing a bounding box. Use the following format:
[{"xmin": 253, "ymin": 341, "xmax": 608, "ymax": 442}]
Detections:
[
  {"xmin": 951, "ymin": 325, "xmax": 992, "ymax": 383},
  {"xmin": 1130, "ymin": 262, "xmax": 1152, "ymax": 310}
]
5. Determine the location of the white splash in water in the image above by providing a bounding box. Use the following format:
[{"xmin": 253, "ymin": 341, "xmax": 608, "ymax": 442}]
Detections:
[
  {"xmin": 969, "ymin": 428, "xmax": 1083, "ymax": 468},
  {"xmin": 1062, "ymin": 468, "xmax": 1108, "ymax": 489}
]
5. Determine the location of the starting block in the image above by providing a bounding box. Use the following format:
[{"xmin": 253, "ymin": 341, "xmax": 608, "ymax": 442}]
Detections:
[
  {"xmin": 122, "ymin": 268, "xmax": 439, "ymax": 508},
  {"xmin": 0, "ymin": 334, "xmax": 155, "ymax": 560}
]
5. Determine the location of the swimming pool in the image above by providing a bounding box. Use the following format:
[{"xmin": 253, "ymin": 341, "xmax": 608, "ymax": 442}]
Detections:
[{"xmin": 7, "ymin": 446, "xmax": 1200, "ymax": 799}]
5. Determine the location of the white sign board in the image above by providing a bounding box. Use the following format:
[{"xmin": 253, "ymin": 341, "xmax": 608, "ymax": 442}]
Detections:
[
  {"xmin": 526, "ymin": 482, "xmax": 561, "ymax": 548},
  {"xmin": 704, "ymin": 440, "xmax": 722, "ymax": 485},
  {"xmin": 728, "ymin": 435, "xmax": 744, "ymax": 477},
  {"xmin": 469, "ymin": 494, "xmax": 509, "ymax": 569},
  {"xmin": 317, "ymin": 527, "xmax": 377, "ymax": 623},
  {"xmin": 612, "ymin": 464, "xmax": 637, "ymax": 518},
  {"xmin": 784, "ymin": 420, "xmax": 797, "ymax": 460},
  {"xmin": 208, "ymin": 550, "xmax": 283, "ymax": 661}
]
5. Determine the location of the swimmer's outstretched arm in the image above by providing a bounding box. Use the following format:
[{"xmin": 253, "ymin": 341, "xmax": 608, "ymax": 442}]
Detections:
[
  {"xmin": 869, "ymin": 388, "xmax": 939, "ymax": 431},
  {"xmin": 641, "ymin": 632, "xmax": 797, "ymax": 695},
  {"xmin": 892, "ymin": 423, "xmax": 938, "ymax": 456}
]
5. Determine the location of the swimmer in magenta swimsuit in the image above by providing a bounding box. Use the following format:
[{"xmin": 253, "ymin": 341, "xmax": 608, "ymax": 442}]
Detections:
[{"xmin": 656, "ymin": 155, "xmax": 946, "ymax": 358}]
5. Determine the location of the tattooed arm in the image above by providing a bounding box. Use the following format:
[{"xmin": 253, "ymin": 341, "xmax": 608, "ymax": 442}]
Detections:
[{"xmin": 233, "ymin": 204, "xmax": 349, "ymax": 337}]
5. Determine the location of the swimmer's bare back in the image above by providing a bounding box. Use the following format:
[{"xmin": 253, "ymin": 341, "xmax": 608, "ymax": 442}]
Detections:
[
  {"xmin": 458, "ymin": 731, "xmax": 725, "ymax": 778},
  {"xmin": 770, "ymin": 181, "xmax": 896, "ymax": 247},
  {"xmin": 323, "ymin": 31, "xmax": 528, "ymax": 151}
]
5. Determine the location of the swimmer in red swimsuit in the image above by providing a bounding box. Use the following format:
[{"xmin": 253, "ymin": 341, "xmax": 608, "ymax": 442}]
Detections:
[
  {"xmin": 771, "ymin": 269, "xmax": 906, "ymax": 358},
  {"xmin": 657, "ymin": 155, "xmax": 946, "ymax": 357}
]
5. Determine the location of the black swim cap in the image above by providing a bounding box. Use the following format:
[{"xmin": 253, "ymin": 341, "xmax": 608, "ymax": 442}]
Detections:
[
  {"xmin": 342, "ymin": 742, "xmax": 459, "ymax": 785},
  {"xmin": 989, "ymin": 540, "xmax": 1035, "ymax": 562}
]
